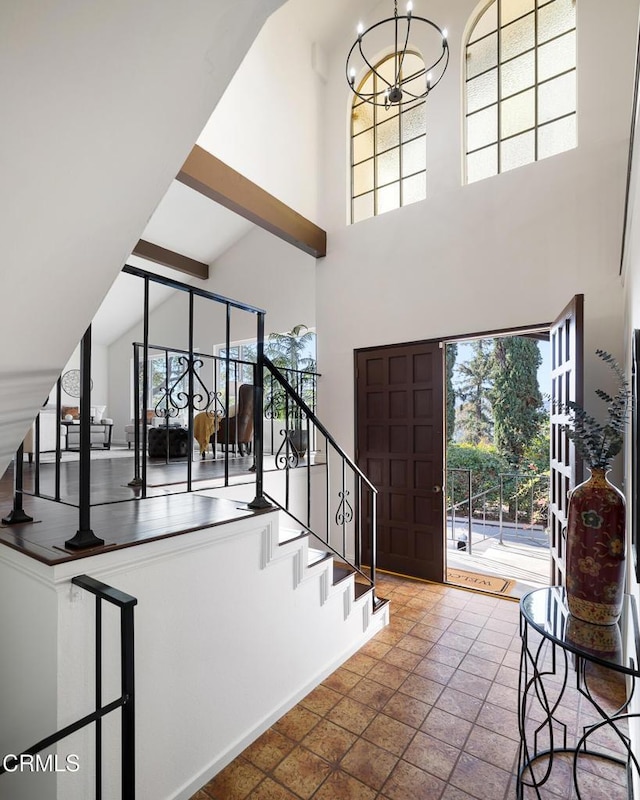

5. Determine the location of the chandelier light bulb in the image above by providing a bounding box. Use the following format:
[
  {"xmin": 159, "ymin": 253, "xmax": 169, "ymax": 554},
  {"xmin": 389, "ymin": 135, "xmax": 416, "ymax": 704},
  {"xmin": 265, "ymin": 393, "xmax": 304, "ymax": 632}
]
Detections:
[
  {"xmin": 357, "ymin": 22, "xmax": 364, "ymax": 39},
  {"xmin": 350, "ymin": 66, "xmax": 356, "ymax": 85},
  {"xmin": 442, "ymin": 28, "xmax": 448, "ymax": 40},
  {"xmin": 427, "ymin": 72, "xmax": 433, "ymax": 88},
  {"xmin": 406, "ymin": 1, "xmax": 413, "ymax": 15}
]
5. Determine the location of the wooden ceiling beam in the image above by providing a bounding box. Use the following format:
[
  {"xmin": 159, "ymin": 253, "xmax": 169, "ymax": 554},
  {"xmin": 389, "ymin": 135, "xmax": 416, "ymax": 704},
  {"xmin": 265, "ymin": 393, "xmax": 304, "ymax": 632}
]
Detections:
[
  {"xmin": 132, "ymin": 239, "xmax": 209, "ymax": 280},
  {"xmin": 176, "ymin": 145, "xmax": 326, "ymax": 258}
]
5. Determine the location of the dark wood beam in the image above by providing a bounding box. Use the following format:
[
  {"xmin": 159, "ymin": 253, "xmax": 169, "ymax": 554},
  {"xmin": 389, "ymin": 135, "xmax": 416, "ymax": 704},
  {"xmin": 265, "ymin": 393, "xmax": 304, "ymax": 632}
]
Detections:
[
  {"xmin": 132, "ymin": 239, "xmax": 209, "ymax": 280},
  {"xmin": 176, "ymin": 145, "xmax": 327, "ymax": 258}
]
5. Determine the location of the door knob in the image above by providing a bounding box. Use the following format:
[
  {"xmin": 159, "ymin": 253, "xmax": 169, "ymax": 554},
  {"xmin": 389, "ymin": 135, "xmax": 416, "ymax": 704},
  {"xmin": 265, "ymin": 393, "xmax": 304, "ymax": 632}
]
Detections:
[{"xmin": 432, "ymin": 485, "xmax": 442, "ymax": 493}]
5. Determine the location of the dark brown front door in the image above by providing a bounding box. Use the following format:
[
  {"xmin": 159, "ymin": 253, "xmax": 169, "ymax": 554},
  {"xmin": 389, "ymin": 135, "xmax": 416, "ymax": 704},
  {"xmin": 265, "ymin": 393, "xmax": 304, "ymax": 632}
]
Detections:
[
  {"xmin": 549, "ymin": 294, "xmax": 584, "ymax": 586},
  {"xmin": 356, "ymin": 341, "xmax": 444, "ymax": 582}
]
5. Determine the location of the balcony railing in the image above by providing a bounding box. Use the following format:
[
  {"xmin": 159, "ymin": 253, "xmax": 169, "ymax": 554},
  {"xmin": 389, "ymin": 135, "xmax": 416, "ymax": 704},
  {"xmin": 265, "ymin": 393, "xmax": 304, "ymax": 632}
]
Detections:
[
  {"xmin": 0, "ymin": 575, "xmax": 137, "ymax": 799},
  {"xmin": 447, "ymin": 468, "xmax": 550, "ymax": 554}
]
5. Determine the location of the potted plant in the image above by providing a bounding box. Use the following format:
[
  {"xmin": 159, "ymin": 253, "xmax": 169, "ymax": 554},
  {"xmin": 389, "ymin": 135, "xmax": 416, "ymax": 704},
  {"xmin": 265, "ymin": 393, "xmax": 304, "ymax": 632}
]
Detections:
[
  {"xmin": 563, "ymin": 350, "xmax": 631, "ymax": 625},
  {"xmin": 266, "ymin": 324, "xmax": 316, "ymax": 458}
]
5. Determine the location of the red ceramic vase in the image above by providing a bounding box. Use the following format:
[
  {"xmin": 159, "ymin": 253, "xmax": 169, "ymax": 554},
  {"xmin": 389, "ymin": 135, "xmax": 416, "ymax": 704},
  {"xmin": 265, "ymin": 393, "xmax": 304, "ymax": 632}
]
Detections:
[{"xmin": 566, "ymin": 468, "xmax": 626, "ymax": 625}]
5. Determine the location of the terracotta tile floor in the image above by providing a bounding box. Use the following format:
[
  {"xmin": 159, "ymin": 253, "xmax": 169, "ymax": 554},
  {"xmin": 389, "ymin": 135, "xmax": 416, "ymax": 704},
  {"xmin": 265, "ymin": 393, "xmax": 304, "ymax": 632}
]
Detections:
[{"xmin": 190, "ymin": 574, "xmax": 630, "ymax": 800}]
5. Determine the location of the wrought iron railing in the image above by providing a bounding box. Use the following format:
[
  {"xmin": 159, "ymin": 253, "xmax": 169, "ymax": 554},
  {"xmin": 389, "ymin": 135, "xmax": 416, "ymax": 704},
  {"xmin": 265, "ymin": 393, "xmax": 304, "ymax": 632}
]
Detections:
[
  {"xmin": 0, "ymin": 575, "xmax": 137, "ymax": 799},
  {"xmin": 262, "ymin": 356, "xmax": 378, "ymax": 600},
  {"xmin": 447, "ymin": 468, "xmax": 550, "ymax": 554}
]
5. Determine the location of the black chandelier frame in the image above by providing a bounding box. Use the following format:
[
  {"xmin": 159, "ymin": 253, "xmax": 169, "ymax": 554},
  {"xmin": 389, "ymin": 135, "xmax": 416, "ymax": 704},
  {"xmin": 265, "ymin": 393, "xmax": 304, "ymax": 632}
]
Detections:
[{"xmin": 346, "ymin": 1, "xmax": 449, "ymax": 109}]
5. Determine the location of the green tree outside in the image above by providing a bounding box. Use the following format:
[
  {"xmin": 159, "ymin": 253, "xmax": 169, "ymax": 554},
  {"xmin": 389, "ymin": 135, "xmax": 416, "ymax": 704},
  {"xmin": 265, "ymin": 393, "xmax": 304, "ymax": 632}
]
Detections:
[
  {"xmin": 455, "ymin": 339, "xmax": 494, "ymax": 444},
  {"xmin": 491, "ymin": 337, "xmax": 544, "ymax": 469}
]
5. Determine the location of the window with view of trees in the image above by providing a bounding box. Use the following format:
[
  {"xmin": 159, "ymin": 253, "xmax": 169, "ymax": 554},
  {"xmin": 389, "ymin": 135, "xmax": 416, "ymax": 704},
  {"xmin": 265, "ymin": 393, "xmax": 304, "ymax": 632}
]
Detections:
[
  {"xmin": 350, "ymin": 52, "xmax": 428, "ymax": 224},
  {"xmin": 465, "ymin": 0, "xmax": 576, "ymax": 184}
]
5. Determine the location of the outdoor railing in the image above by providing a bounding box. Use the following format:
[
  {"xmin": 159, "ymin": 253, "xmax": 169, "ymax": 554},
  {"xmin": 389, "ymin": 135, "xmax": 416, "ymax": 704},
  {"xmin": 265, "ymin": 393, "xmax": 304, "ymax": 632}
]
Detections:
[
  {"xmin": 0, "ymin": 575, "xmax": 137, "ymax": 799},
  {"xmin": 447, "ymin": 468, "xmax": 550, "ymax": 554}
]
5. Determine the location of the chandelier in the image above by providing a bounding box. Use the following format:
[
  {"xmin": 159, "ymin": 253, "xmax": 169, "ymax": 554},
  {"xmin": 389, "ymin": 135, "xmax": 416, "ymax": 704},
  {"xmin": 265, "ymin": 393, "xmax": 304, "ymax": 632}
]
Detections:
[{"xmin": 346, "ymin": 0, "xmax": 449, "ymax": 109}]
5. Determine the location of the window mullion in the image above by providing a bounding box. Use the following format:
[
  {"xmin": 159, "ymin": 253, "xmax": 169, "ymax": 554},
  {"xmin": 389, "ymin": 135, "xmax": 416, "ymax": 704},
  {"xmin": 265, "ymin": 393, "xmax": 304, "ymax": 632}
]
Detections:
[
  {"xmin": 534, "ymin": 0, "xmax": 540, "ymax": 162},
  {"xmin": 497, "ymin": 0, "xmax": 502, "ymax": 175}
]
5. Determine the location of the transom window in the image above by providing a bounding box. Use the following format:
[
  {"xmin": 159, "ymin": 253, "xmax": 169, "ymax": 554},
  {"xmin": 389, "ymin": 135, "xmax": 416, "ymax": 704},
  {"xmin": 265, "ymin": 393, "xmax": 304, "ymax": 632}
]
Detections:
[
  {"xmin": 465, "ymin": 0, "xmax": 576, "ymax": 184},
  {"xmin": 351, "ymin": 53, "xmax": 428, "ymax": 224}
]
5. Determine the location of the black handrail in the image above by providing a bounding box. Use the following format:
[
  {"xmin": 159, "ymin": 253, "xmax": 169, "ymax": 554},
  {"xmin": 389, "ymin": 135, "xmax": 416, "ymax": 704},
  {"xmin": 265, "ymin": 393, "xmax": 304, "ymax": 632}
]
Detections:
[
  {"xmin": 264, "ymin": 491, "xmax": 375, "ymax": 593},
  {"xmin": 0, "ymin": 575, "xmax": 137, "ymax": 800},
  {"xmin": 263, "ymin": 356, "xmax": 375, "ymax": 493},
  {"xmin": 262, "ymin": 355, "xmax": 378, "ymax": 595}
]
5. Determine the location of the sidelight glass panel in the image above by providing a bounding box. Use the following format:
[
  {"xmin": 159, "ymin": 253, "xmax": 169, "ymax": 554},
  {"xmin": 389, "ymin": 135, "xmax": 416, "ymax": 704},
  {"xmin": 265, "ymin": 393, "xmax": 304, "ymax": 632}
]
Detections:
[
  {"xmin": 353, "ymin": 159, "xmax": 374, "ymax": 195},
  {"xmin": 352, "ymin": 192, "xmax": 374, "ymax": 223},
  {"xmin": 469, "ymin": 2, "xmax": 497, "ymax": 44},
  {"xmin": 501, "ymin": 129, "xmax": 535, "ymax": 172},
  {"xmin": 501, "ymin": 14, "xmax": 535, "ymax": 61},
  {"xmin": 377, "ymin": 56, "xmax": 397, "ymax": 89},
  {"xmin": 538, "ymin": 30, "xmax": 575, "ymax": 82},
  {"xmin": 353, "ymin": 128, "xmax": 374, "ymax": 165},
  {"xmin": 467, "ymin": 144, "xmax": 497, "ymax": 183},
  {"xmin": 402, "ymin": 172, "xmax": 426, "ymax": 205},
  {"xmin": 538, "ymin": 0, "xmax": 576, "ymax": 44},
  {"xmin": 350, "ymin": 52, "xmax": 429, "ymax": 221},
  {"xmin": 501, "ymin": 87, "xmax": 535, "ymax": 138},
  {"xmin": 377, "ymin": 148, "xmax": 400, "ymax": 186},
  {"xmin": 377, "ymin": 182, "xmax": 400, "ymax": 214},
  {"xmin": 467, "ymin": 32, "xmax": 498, "ymax": 79},
  {"xmin": 501, "ymin": 50, "xmax": 534, "ymax": 98},
  {"xmin": 401, "ymin": 103, "xmax": 426, "ymax": 142},
  {"xmin": 467, "ymin": 105, "xmax": 498, "ymax": 151},
  {"xmin": 538, "ymin": 114, "xmax": 576, "ymax": 159},
  {"xmin": 352, "ymin": 102, "xmax": 374, "ymax": 135},
  {"xmin": 538, "ymin": 71, "xmax": 576, "ymax": 124},
  {"xmin": 402, "ymin": 136, "xmax": 426, "ymax": 176},
  {"xmin": 467, "ymin": 69, "xmax": 498, "ymax": 113},
  {"xmin": 501, "ymin": 0, "xmax": 534, "ymax": 26},
  {"xmin": 402, "ymin": 52, "xmax": 427, "ymax": 100},
  {"xmin": 376, "ymin": 116, "xmax": 400, "ymax": 152}
]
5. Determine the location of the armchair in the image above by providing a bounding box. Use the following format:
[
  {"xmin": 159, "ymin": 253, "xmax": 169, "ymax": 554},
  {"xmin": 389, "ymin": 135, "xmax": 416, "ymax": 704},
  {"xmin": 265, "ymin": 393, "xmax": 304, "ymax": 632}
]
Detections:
[{"xmin": 213, "ymin": 384, "xmax": 255, "ymax": 456}]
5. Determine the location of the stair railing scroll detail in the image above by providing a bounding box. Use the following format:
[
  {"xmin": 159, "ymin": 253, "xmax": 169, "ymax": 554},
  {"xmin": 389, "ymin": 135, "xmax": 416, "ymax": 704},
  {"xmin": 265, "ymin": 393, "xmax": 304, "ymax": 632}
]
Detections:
[{"xmin": 153, "ymin": 355, "xmax": 218, "ymax": 420}]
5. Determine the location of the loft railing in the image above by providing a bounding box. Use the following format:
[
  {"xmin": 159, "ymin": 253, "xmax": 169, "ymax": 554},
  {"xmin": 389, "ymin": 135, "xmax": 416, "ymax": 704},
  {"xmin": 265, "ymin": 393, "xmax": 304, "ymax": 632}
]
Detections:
[
  {"xmin": 0, "ymin": 575, "xmax": 137, "ymax": 799},
  {"xmin": 5, "ymin": 265, "xmax": 270, "ymax": 544},
  {"xmin": 447, "ymin": 467, "xmax": 550, "ymax": 554},
  {"xmin": 261, "ymin": 356, "xmax": 378, "ymax": 600}
]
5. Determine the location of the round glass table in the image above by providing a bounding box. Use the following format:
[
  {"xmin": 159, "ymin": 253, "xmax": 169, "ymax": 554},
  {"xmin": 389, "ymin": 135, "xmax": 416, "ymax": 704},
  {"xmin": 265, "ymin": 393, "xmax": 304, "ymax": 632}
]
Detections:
[{"xmin": 518, "ymin": 586, "xmax": 640, "ymax": 799}]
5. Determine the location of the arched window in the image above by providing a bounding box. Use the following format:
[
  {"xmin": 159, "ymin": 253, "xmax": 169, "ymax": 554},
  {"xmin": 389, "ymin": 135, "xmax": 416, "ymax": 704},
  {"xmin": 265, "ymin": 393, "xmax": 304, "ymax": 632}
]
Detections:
[
  {"xmin": 465, "ymin": 0, "xmax": 576, "ymax": 184},
  {"xmin": 350, "ymin": 53, "xmax": 427, "ymax": 224}
]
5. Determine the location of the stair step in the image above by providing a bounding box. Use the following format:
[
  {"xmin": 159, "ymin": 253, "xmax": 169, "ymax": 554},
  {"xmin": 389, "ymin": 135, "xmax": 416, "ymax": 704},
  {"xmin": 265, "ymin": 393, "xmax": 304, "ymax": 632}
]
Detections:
[
  {"xmin": 354, "ymin": 581, "xmax": 372, "ymax": 601},
  {"xmin": 333, "ymin": 561, "xmax": 356, "ymax": 586},
  {"xmin": 373, "ymin": 596, "xmax": 389, "ymax": 614},
  {"xmin": 308, "ymin": 547, "xmax": 331, "ymax": 568},
  {"xmin": 279, "ymin": 527, "xmax": 306, "ymax": 545}
]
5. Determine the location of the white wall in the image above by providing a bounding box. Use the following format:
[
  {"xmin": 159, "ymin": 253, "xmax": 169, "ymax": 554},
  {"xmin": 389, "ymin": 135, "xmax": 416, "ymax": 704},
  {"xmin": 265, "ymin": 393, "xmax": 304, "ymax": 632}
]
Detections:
[
  {"xmin": 315, "ymin": 0, "xmax": 638, "ymax": 451},
  {"xmin": 107, "ymin": 227, "xmax": 316, "ymax": 442},
  {"xmin": 0, "ymin": 0, "xmax": 284, "ymax": 475},
  {"xmin": 0, "ymin": 511, "xmax": 387, "ymax": 800},
  {"xmin": 621, "ymin": 32, "xmax": 640, "ymax": 790},
  {"xmin": 197, "ymin": 3, "xmax": 324, "ymax": 222},
  {"xmin": 0, "ymin": 558, "xmax": 58, "ymax": 800}
]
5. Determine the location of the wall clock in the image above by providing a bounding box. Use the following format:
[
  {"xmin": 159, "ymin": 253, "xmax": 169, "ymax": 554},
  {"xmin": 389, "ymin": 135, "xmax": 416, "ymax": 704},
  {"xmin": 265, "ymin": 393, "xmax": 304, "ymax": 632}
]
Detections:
[{"xmin": 61, "ymin": 369, "xmax": 93, "ymax": 398}]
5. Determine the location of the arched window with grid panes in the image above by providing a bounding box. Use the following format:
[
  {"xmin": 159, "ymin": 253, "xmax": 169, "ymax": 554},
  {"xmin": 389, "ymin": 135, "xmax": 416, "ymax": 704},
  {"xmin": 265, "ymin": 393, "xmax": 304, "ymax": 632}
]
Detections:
[
  {"xmin": 350, "ymin": 52, "xmax": 428, "ymax": 224},
  {"xmin": 465, "ymin": 0, "xmax": 576, "ymax": 184}
]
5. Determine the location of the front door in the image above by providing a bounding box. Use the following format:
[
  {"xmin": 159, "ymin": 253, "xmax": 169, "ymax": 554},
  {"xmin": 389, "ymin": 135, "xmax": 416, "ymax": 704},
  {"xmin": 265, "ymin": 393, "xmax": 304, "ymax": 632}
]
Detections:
[
  {"xmin": 356, "ymin": 341, "xmax": 444, "ymax": 582},
  {"xmin": 549, "ymin": 294, "xmax": 584, "ymax": 585}
]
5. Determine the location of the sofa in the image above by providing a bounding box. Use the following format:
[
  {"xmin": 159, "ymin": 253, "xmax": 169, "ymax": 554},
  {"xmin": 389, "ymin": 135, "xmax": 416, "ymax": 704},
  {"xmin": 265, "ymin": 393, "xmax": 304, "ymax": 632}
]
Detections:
[{"xmin": 31, "ymin": 406, "xmax": 112, "ymax": 452}]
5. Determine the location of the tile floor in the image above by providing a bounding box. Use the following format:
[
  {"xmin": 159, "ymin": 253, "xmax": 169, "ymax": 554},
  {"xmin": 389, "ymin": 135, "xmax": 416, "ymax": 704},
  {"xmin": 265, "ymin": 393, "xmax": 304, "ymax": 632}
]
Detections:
[{"xmin": 189, "ymin": 574, "xmax": 630, "ymax": 800}]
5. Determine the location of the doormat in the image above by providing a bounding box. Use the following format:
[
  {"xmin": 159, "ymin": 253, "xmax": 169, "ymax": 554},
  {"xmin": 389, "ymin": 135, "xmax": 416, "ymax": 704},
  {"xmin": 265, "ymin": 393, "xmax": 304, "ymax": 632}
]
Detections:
[{"xmin": 446, "ymin": 567, "xmax": 514, "ymax": 596}]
